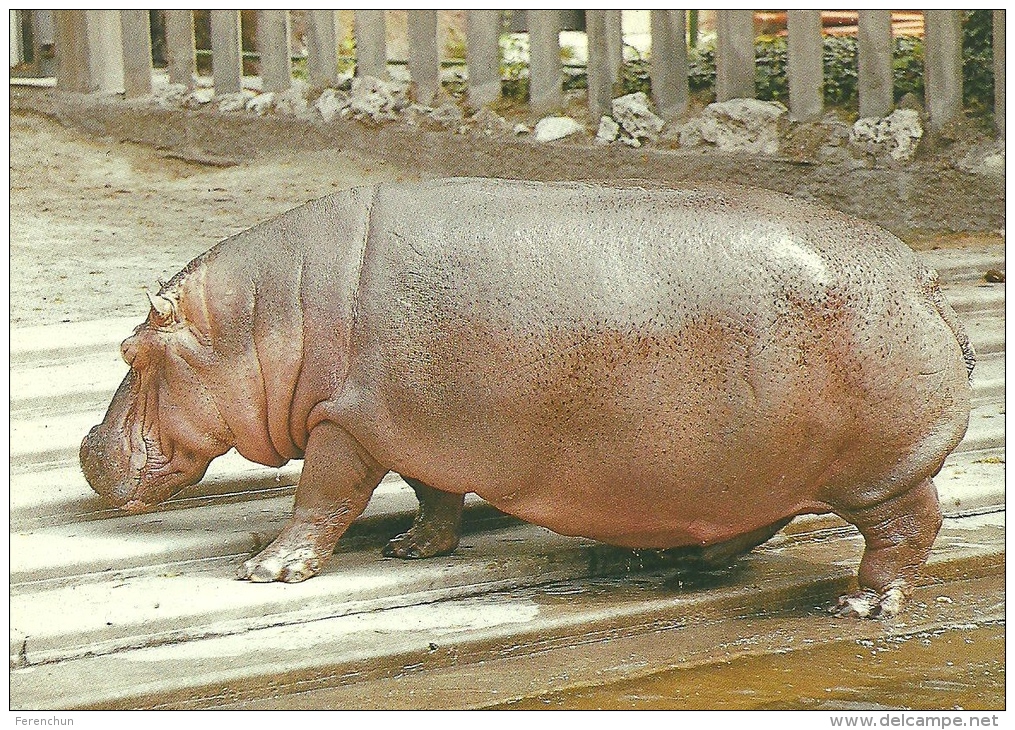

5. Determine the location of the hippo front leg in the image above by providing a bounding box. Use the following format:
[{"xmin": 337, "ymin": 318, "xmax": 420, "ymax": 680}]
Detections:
[{"xmin": 237, "ymin": 421, "xmax": 385, "ymax": 583}]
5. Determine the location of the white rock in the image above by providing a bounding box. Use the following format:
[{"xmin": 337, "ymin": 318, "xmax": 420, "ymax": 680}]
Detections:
[
  {"xmin": 315, "ymin": 88, "xmax": 347, "ymax": 122},
  {"xmin": 246, "ymin": 92, "xmax": 275, "ymax": 116},
  {"xmin": 619, "ymin": 135, "xmax": 642, "ymax": 148},
  {"xmin": 428, "ymin": 103, "xmax": 464, "ymax": 127},
  {"xmin": 596, "ymin": 115, "xmax": 620, "ymax": 142},
  {"xmin": 153, "ymin": 82, "xmax": 189, "ymax": 108},
  {"xmin": 185, "ymin": 88, "xmax": 214, "ymax": 107},
  {"xmin": 954, "ymin": 139, "xmax": 1005, "ymax": 176},
  {"xmin": 849, "ymin": 109, "xmax": 924, "ymax": 162},
  {"xmin": 274, "ymin": 80, "xmax": 311, "ymax": 116},
  {"xmin": 513, "ymin": 123, "xmax": 531, "ymax": 135},
  {"xmin": 217, "ymin": 91, "xmax": 253, "ymax": 113},
  {"xmin": 680, "ymin": 98, "xmax": 788, "ymax": 154},
  {"xmin": 533, "ymin": 116, "xmax": 584, "ymax": 142},
  {"xmin": 611, "ymin": 92, "xmax": 664, "ymax": 141},
  {"xmin": 469, "ymin": 107, "xmax": 512, "ymax": 136},
  {"xmin": 347, "ymin": 76, "xmax": 408, "ymax": 122}
]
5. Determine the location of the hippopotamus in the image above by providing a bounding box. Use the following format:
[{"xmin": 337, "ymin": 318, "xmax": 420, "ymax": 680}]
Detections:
[{"xmin": 80, "ymin": 178, "xmax": 974, "ymax": 619}]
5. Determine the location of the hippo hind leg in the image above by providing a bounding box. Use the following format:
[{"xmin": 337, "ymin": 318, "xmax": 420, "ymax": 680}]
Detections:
[
  {"xmin": 832, "ymin": 476, "xmax": 943, "ymax": 619},
  {"xmin": 383, "ymin": 477, "xmax": 464, "ymax": 559}
]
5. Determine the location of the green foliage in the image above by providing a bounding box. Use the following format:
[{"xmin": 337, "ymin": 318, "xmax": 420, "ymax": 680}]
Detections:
[
  {"xmin": 688, "ymin": 44, "xmax": 716, "ymax": 95},
  {"xmin": 619, "ymin": 48, "xmax": 651, "ymax": 96},
  {"xmin": 500, "ymin": 35, "xmax": 529, "ymax": 99},
  {"xmin": 663, "ymin": 21, "xmax": 994, "ymax": 115},
  {"xmin": 962, "ymin": 10, "xmax": 994, "ymax": 115},
  {"xmin": 822, "ymin": 36, "xmax": 857, "ymax": 106},
  {"xmin": 754, "ymin": 36, "xmax": 789, "ymax": 102},
  {"xmin": 891, "ymin": 35, "xmax": 924, "ymax": 102}
]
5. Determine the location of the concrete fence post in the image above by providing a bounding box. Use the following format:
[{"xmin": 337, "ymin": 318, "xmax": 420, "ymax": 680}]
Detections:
[
  {"xmin": 923, "ymin": 10, "xmax": 963, "ymax": 131},
  {"xmin": 787, "ymin": 10, "xmax": 823, "ymax": 121},
  {"xmin": 305, "ymin": 10, "xmax": 338, "ymax": 87},
  {"xmin": 857, "ymin": 10, "xmax": 893, "ymax": 118},
  {"xmin": 994, "ymin": 10, "xmax": 1005, "ymax": 138},
  {"xmin": 354, "ymin": 10, "xmax": 387, "ymax": 79},
  {"xmin": 605, "ymin": 9, "xmax": 623, "ymax": 83},
  {"xmin": 85, "ymin": 11, "xmax": 125, "ymax": 93},
  {"xmin": 528, "ymin": 9, "xmax": 562, "ymax": 112},
  {"xmin": 164, "ymin": 10, "xmax": 195, "ymax": 87},
  {"xmin": 650, "ymin": 9, "xmax": 688, "ymax": 119},
  {"xmin": 119, "ymin": 10, "xmax": 152, "ymax": 97},
  {"xmin": 11, "ymin": 10, "xmax": 24, "ymax": 67},
  {"xmin": 407, "ymin": 10, "xmax": 441, "ymax": 105},
  {"xmin": 210, "ymin": 9, "xmax": 242, "ymax": 94},
  {"xmin": 54, "ymin": 10, "xmax": 93, "ymax": 91},
  {"xmin": 257, "ymin": 10, "xmax": 291, "ymax": 93},
  {"xmin": 715, "ymin": 10, "xmax": 754, "ymax": 101},
  {"xmin": 585, "ymin": 10, "xmax": 613, "ymax": 121},
  {"xmin": 466, "ymin": 10, "xmax": 501, "ymax": 108}
]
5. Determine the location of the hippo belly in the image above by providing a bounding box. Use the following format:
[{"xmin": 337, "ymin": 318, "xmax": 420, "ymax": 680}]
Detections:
[{"xmin": 335, "ymin": 179, "xmax": 969, "ymax": 552}]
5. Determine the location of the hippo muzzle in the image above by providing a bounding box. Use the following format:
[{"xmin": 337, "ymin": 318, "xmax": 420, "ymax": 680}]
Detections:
[{"xmin": 80, "ymin": 352, "xmax": 221, "ymax": 513}]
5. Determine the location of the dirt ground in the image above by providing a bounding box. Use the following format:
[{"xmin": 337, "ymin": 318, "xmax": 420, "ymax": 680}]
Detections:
[
  {"xmin": 10, "ymin": 112, "xmax": 407, "ymax": 326},
  {"xmin": 9, "ymin": 104, "xmax": 1004, "ymax": 327}
]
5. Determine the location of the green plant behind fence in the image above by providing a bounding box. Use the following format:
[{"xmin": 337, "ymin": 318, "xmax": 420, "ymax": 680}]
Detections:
[{"xmin": 579, "ymin": 12, "xmax": 995, "ymax": 119}]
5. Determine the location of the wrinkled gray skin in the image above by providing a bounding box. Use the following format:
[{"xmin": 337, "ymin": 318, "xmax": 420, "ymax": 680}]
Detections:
[{"xmin": 80, "ymin": 178, "xmax": 973, "ymax": 619}]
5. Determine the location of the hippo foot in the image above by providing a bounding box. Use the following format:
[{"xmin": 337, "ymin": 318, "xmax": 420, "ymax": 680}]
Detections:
[
  {"xmin": 237, "ymin": 546, "xmax": 322, "ymax": 583},
  {"xmin": 237, "ymin": 527, "xmax": 334, "ymax": 583},
  {"xmin": 831, "ymin": 586, "xmax": 906, "ymax": 619},
  {"xmin": 382, "ymin": 527, "xmax": 459, "ymax": 560}
]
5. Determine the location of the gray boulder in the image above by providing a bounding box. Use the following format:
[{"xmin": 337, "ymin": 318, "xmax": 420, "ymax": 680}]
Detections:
[
  {"xmin": 680, "ymin": 99, "xmax": 788, "ymax": 154},
  {"xmin": 611, "ymin": 92, "xmax": 665, "ymax": 142},
  {"xmin": 849, "ymin": 109, "xmax": 924, "ymax": 163},
  {"xmin": 533, "ymin": 116, "xmax": 584, "ymax": 142}
]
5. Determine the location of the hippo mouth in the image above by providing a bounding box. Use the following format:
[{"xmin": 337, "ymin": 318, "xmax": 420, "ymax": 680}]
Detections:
[{"xmin": 80, "ymin": 412, "xmax": 204, "ymax": 513}]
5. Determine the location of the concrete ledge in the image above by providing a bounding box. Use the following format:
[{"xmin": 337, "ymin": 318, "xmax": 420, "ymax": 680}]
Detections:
[{"xmin": 10, "ymin": 512, "xmax": 1003, "ymax": 710}]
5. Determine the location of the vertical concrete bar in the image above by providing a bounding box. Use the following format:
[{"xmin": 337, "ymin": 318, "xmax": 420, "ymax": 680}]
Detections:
[
  {"xmin": 119, "ymin": 10, "xmax": 152, "ymax": 97},
  {"xmin": 54, "ymin": 11, "xmax": 93, "ymax": 91},
  {"xmin": 354, "ymin": 9, "xmax": 387, "ymax": 79},
  {"xmin": 605, "ymin": 9, "xmax": 623, "ymax": 82},
  {"xmin": 11, "ymin": 10, "xmax": 24, "ymax": 67},
  {"xmin": 305, "ymin": 10, "xmax": 338, "ymax": 87},
  {"xmin": 650, "ymin": 9, "xmax": 688, "ymax": 119},
  {"xmin": 786, "ymin": 10, "xmax": 822, "ymax": 121},
  {"xmin": 164, "ymin": 10, "xmax": 195, "ymax": 87},
  {"xmin": 924, "ymin": 10, "xmax": 963, "ymax": 131},
  {"xmin": 715, "ymin": 10, "xmax": 755, "ymax": 101},
  {"xmin": 85, "ymin": 10, "xmax": 124, "ymax": 92},
  {"xmin": 210, "ymin": 9, "xmax": 242, "ymax": 94},
  {"xmin": 994, "ymin": 10, "xmax": 1005, "ymax": 137},
  {"xmin": 257, "ymin": 10, "xmax": 291, "ymax": 92},
  {"xmin": 32, "ymin": 10, "xmax": 57, "ymax": 75},
  {"xmin": 466, "ymin": 10, "xmax": 501, "ymax": 107},
  {"xmin": 585, "ymin": 10, "xmax": 612, "ymax": 120},
  {"xmin": 408, "ymin": 10, "xmax": 440, "ymax": 104},
  {"xmin": 857, "ymin": 10, "xmax": 893, "ymax": 118},
  {"xmin": 528, "ymin": 9, "xmax": 561, "ymax": 112}
]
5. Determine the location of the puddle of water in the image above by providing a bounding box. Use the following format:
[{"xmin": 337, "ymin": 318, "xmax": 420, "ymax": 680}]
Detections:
[{"xmin": 498, "ymin": 623, "xmax": 1005, "ymax": 711}]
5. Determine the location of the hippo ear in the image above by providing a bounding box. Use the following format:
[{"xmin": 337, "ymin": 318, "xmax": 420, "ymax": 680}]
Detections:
[{"xmin": 146, "ymin": 291, "xmax": 177, "ymax": 328}]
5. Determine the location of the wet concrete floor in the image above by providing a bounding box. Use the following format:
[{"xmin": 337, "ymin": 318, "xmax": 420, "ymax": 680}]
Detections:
[{"xmin": 500, "ymin": 622, "xmax": 1005, "ymax": 711}]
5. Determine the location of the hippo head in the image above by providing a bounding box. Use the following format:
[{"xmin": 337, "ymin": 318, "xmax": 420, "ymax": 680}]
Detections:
[{"xmin": 80, "ymin": 290, "xmax": 234, "ymax": 513}]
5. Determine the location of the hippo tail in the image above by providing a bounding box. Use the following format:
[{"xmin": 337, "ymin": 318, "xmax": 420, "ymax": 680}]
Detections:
[{"xmin": 921, "ymin": 266, "xmax": 976, "ymax": 381}]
